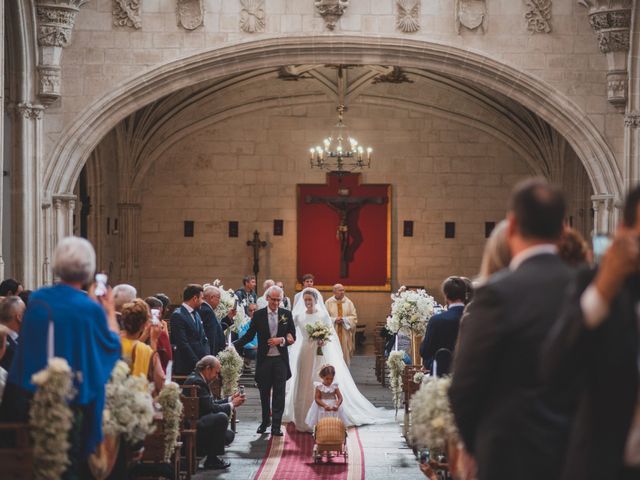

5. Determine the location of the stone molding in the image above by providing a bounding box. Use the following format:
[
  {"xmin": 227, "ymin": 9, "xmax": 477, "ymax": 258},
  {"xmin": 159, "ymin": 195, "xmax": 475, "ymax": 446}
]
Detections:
[
  {"xmin": 113, "ymin": 0, "xmax": 142, "ymax": 29},
  {"xmin": 17, "ymin": 103, "xmax": 45, "ymax": 120},
  {"xmin": 624, "ymin": 111, "xmax": 640, "ymax": 128},
  {"xmin": 177, "ymin": 0, "xmax": 204, "ymax": 30},
  {"xmin": 240, "ymin": 0, "xmax": 265, "ymax": 33},
  {"xmin": 315, "ymin": 0, "xmax": 349, "ymax": 31},
  {"xmin": 525, "ymin": 0, "xmax": 552, "ymax": 34},
  {"xmin": 456, "ymin": 0, "xmax": 487, "ymax": 34},
  {"xmin": 396, "ymin": 0, "xmax": 420, "ymax": 33}
]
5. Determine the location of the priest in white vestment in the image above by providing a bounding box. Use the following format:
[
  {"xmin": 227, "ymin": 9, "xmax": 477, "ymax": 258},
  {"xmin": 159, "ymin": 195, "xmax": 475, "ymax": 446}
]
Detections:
[{"xmin": 325, "ymin": 283, "xmax": 358, "ymax": 365}]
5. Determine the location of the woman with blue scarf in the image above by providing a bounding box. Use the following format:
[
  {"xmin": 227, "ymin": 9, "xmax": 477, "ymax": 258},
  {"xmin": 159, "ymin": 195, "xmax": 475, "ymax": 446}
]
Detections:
[{"xmin": 0, "ymin": 237, "xmax": 121, "ymax": 478}]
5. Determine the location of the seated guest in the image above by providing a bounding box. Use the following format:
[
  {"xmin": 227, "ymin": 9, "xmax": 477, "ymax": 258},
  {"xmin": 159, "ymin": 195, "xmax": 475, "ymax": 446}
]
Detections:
[
  {"xmin": 120, "ymin": 299, "xmax": 165, "ymax": 393},
  {"xmin": 0, "ymin": 296, "xmax": 25, "ymax": 371},
  {"xmin": 238, "ymin": 303, "xmax": 258, "ymax": 372},
  {"xmin": 200, "ymin": 285, "xmax": 236, "ymax": 356},
  {"xmin": 183, "ymin": 355, "xmax": 245, "ymax": 470},
  {"xmin": 420, "ymin": 277, "xmax": 467, "ymax": 373},
  {"xmin": 0, "ymin": 278, "xmax": 23, "ymax": 297},
  {"xmin": 0, "ymin": 236, "xmax": 121, "ymax": 472},
  {"xmin": 142, "ymin": 296, "xmax": 172, "ymax": 372},
  {"xmin": 170, "ymin": 284, "xmax": 209, "ymax": 375},
  {"xmin": 0, "ymin": 325, "xmax": 10, "ymax": 403}
]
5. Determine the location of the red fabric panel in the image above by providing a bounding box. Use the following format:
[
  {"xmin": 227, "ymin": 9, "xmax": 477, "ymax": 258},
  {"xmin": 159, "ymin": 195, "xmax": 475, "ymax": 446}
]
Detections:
[{"xmin": 297, "ymin": 174, "xmax": 390, "ymax": 287}]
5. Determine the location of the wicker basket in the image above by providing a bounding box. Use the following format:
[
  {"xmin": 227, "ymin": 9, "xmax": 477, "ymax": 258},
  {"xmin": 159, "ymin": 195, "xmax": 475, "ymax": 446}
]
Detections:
[{"xmin": 315, "ymin": 417, "xmax": 346, "ymax": 447}]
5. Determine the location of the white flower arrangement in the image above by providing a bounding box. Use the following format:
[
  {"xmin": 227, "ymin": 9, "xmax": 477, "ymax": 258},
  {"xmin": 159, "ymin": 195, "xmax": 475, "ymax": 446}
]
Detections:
[
  {"xmin": 209, "ymin": 280, "xmax": 248, "ymax": 333},
  {"xmin": 386, "ymin": 286, "xmax": 437, "ymax": 336},
  {"xmin": 103, "ymin": 360, "xmax": 156, "ymax": 445},
  {"xmin": 218, "ymin": 346, "xmax": 244, "ymax": 397},
  {"xmin": 29, "ymin": 357, "xmax": 76, "ymax": 480},
  {"xmin": 413, "ymin": 371, "xmax": 425, "ymax": 384},
  {"xmin": 387, "ymin": 350, "xmax": 406, "ymax": 411},
  {"xmin": 305, "ymin": 321, "xmax": 332, "ymax": 355},
  {"xmin": 409, "ymin": 376, "xmax": 458, "ymax": 452},
  {"xmin": 157, "ymin": 382, "xmax": 184, "ymax": 463}
]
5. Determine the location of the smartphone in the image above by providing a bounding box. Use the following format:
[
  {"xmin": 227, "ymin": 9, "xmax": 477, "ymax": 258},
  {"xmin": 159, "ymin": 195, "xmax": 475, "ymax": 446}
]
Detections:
[
  {"xmin": 592, "ymin": 234, "xmax": 612, "ymax": 264},
  {"xmin": 419, "ymin": 449, "xmax": 430, "ymax": 465},
  {"xmin": 151, "ymin": 308, "xmax": 161, "ymax": 326},
  {"xmin": 239, "ymin": 385, "xmax": 245, "ymax": 396},
  {"xmin": 95, "ymin": 273, "xmax": 108, "ymax": 297}
]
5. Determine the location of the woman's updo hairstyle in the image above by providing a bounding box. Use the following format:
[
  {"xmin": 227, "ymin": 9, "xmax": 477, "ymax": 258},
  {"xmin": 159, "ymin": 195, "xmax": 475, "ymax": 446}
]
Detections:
[{"xmin": 121, "ymin": 298, "xmax": 150, "ymax": 335}]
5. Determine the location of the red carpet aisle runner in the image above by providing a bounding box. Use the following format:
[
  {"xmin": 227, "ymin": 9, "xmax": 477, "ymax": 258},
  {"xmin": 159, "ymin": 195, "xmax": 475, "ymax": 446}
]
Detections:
[{"xmin": 254, "ymin": 423, "xmax": 364, "ymax": 480}]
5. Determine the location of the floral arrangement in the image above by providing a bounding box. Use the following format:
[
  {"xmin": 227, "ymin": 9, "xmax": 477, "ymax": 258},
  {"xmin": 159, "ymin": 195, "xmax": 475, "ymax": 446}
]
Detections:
[
  {"xmin": 29, "ymin": 357, "xmax": 76, "ymax": 480},
  {"xmin": 386, "ymin": 286, "xmax": 436, "ymax": 336},
  {"xmin": 387, "ymin": 350, "xmax": 406, "ymax": 412},
  {"xmin": 157, "ymin": 382, "xmax": 184, "ymax": 462},
  {"xmin": 103, "ymin": 360, "xmax": 155, "ymax": 445},
  {"xmin": 409, "ymin": 376, "xmax": 458, "ymax": 452},
  {"xmin": 218, "ymin": 346, "xmax": 244, "ymax": 397},
  {"xmin": 209, "ymin": 280, "xmax": 248, "ymax": 333},
  {"xmin": 305, "ymin": 321, "xmax": 333, "ymax": 355},
  {"xmin": 413, "ymin": 371, "xmax": 425, "ymax": 384}
]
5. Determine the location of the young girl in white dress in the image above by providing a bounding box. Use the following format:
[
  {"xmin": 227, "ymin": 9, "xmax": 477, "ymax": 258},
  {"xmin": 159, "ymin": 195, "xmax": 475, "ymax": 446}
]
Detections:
[{"xmin": 305, "ymin": 364, "xmax": 350, "ymax": 428}]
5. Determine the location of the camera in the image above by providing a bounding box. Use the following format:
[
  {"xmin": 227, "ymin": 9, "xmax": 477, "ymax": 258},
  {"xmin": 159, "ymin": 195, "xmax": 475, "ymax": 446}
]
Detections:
[
  {"xmin": 419, "ymin": 449, "xmax": 430, "ymax": 465},
  {"xmin": 95, "ymin": 273, "xmax": 108, "ymax": 297},
  {"xmin": 151, "ymin": 308, "xmax": 161, "ymax": 326}
]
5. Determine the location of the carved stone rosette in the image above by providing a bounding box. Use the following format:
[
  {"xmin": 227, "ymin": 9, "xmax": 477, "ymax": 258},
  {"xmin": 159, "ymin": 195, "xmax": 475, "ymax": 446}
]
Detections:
[
  {"xmin": 315, "ymin": 0, "xmax": 349, "ymax": 31},
  {"xmin": 177, "ymin": 0, "xmax": 204, "ymax": 30},
  {"xmin": 35, "ymin": 1, "xmax": 88, "ymax": 106},
  {"xmin": 580, "ymin": 0, "xmax": 632, "ymax": 110},
  {"xmin": 113, "ymin": 0, "xmax": 142, "ymax": 29},
  {"xmin": 524, "ymin": 0, "xmax": 552, "ymax": 34},
  {"xmin": 240, "ymin": 0, "xmax": 265, "ymax": 33}
]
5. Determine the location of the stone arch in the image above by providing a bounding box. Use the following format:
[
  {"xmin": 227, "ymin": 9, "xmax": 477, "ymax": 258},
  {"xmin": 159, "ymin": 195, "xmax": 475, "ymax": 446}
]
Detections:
[{"xmin": 44, "ymin": 35, "xmax": 623, "ymax": 205}]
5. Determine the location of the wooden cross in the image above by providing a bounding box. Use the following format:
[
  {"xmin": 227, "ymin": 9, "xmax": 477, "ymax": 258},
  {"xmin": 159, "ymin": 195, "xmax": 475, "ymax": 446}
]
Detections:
[{"xmin": 247, "ymin": 230, "xmax": 267, "ymax": 286}]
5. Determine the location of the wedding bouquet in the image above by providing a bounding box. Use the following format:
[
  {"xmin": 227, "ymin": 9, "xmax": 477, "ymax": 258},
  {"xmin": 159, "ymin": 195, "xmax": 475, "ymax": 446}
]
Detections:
[
  {"xmin": 218, "ymin": 346, "xmax": 244, "ymax": 397},
  {"xmin": 103, "ymin": 360, "xmax": 156, "ymax": 445},
  {"xmin": 387, "ymin": 350, "xmax": 406, "ymax": 412},
  {"xmin": 409, "ymin": 376, "xmax": 458, "ymax": 452},
  {"xmin": 29, "ymin": 357, "xmax": 75, "ymax": 480},
  {"xmin": 386, "ymin": 286, "xmax": 436, "ymax": 336},
  {"xmin": 157, "ymin": 382, "xmax": 184, "ymax": 462},
  {"xmin": 305, "ymin": 321, "xmax": 333, "ymax": 355},
  {"xmin": 210, "ymin": 280, "xmax": 248, "ymax": 333}
]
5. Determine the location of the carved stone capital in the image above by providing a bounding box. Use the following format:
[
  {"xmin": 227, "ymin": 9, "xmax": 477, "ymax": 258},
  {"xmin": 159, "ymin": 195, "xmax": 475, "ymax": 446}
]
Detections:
[
  {"xmin": 17, "ymin": 103, "xmax": 45, "ymax": 120},
  {"xmin": 525, "ymin": 0, "xmax": 552, "ymax": 34},
  {"xmin": 113, "ymin": 0, "xmax": 142, "ymax": 29},
  {"xmin": 624, "ymin": 111, "xmax": 640, "ymax": 128},
  {"xmin": 36, "ymin": 1, "xmax": 87, "ymax": 47},
  {"xmin": 315, "ymin": 0, "xmax": 349, "ymax": 31}
]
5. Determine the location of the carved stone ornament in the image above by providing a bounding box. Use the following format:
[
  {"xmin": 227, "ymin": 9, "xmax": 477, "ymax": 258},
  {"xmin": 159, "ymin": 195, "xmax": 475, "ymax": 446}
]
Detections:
[
  {"xmin": 17, "ymin": 103, "xmax": 45, "ymax": 120},
  {"xmin": 240, "ymin": 0, "xmax": 265, "ymax": 33},
  {"xmin": 113, "ymin": 0, "xmax": 142, "ymax": 29},
  {"xmin": 36, "ymin": 1, "xmax": 87, "ymax": 47},
  {"xmin": 177, "ymin": 0, "xmax": 204, "ymax": 30},
  {"xmin": 372, "ymin": 67, "xmax": 414, "ymax": 84},
  {"xmin": 37, "ymin": 65, "xmax": 62, "ymax": 103},
  {"xmin": 624, "ymin": 112, "xmax": 640, "ymax": 128},
  {"xmin": 315, "ymin": 0, "xmax": 349, "ymax": 31},
  {"xmin": 607, "ymin": 70, "xmax": 627, "ymax": 108},
  {"xmin": 525, "ymin": 0, "xmax": 552, "ymax": 33},
  {"xmin": 396, "ymin": 0, "xmax": 420, "ymax": 33},
  {"xmin": 277, "ymin": 66, "xmax": 313, "ymax": 81},
  {"xmin": 456, "ymin": 0, "xmax": 486, "ymax": 34}
]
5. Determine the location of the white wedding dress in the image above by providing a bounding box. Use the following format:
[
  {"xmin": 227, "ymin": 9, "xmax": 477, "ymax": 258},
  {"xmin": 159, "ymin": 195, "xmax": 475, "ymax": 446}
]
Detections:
[{"xmin": 283, "ymin": 288, "xmax": 391, "ymax": 432}]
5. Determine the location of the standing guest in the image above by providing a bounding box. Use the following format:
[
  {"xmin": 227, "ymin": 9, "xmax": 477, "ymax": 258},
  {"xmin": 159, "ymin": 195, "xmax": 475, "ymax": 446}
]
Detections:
[
  {"xmin": 543, "ymin": 186, "xmax": 640, "ymax": 480},
  {"xmin": 18, "ymin": 290, "xmax": 32, "ymax": 307},
  {"xmin": 276, "ymin": 281, "xmax": 292, "ymax": 310},
  {"xmin": 0, "ymin": 296, "xmax": 25, "ymax": 371},
  {"xmin": 460, "ymin": 278, "xmax": 474, "ymax": 305},
  {"xmin": 120, "ymin": 299, "xmax": 165, "ymax": 393},
  {"xmin": 183, "ymin": 355, "xmax": 245, "ymax": 470},
  {"xmin": 200, "ymin": 285, "xmax": 236, "ymax": 356},
  {"xmin": 256, "ymin": 279, "xmax": 275, "ymax": 309},
  {"xmin": 0, "ymin": 237, "xmax": 121, "ymax": 471},
  {"xmin": 0, "ymin": 278, "xmax": 23, "ymax": 297},
  {"xmin": 238, "ymin": 303, "xmax": 258, "ymax": 372},
  {"xmin": 113, "ymin": 284, "xmax": 137, "ymax": 329},
  {"xmin": 143, "ymin": 296, "xmax": 173, "ymax": 373},
  {"xmin": 293, "ymin": 274, "xmax": 315, "ymax": 307},
  {"xmin": 477, "ymin": 219, "xmax": 511, "ymax": 284},
  {"xmin": 420, "ymin": 277, "xmax": 467, "ymax": 374},
  {"xmin": 154, "ymin": 293, "xmax": 171, "ymax": 318},
  {"xmin": 235, "ymin": 275, "xmax": 257, "ymax": 312},
  {"xmin": 325, "ymin": 284, "xmax": 358, "ymax": 365},
  {"xmin": 558, "ymin": 227, "xmax": 590, "ymax": 268},
  {"xmin": 0, "ymin": 325, "xmax": 10, "ymax": 403},
  {"xmin": 170, "ymin": 284, "xmax": 209, "ymax": 375},
  {"xmin": 449, "ymin": 179, "xmax": 573, "ymax": 480}
]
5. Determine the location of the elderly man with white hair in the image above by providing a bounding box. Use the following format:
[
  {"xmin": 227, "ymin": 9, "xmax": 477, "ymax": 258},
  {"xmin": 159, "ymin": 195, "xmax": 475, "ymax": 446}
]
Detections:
[
  {"xmin": 200, "ymin": 285, "xmax": 236, "ymax": 356},
  {"xmin": 325, "ymin": 283, "xmax": 358, "ymax": 365},
  {"xmin": 0, "ymin": 237, "xmax": 121, "ymax": 472}
]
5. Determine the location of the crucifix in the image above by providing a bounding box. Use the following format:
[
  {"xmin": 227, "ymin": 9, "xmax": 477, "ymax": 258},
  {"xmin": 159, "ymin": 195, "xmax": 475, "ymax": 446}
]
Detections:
[
  {"xmin": 305, "ymin": 193, "xmax": 386, "ymax": 277},
  {"xmin": 247, "ymin": 230, "xmax": 267, "ymax": 286}
]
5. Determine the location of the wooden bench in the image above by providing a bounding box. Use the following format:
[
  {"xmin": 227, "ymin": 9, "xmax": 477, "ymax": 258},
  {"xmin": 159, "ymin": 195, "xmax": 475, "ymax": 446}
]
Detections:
[
  {"xmin": 402, "ymin": 365, "xmax": 423, "ymax": 445},
  {"xmin": 0, "ymin": 423, "xmax": 33, "ymax": 480}
]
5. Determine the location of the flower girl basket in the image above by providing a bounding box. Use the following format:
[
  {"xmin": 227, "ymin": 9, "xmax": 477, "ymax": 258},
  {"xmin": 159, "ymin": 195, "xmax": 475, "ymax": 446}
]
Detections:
[{"xmin": 312, "ymin": 417, "xmax": 348, "ymax": 464}]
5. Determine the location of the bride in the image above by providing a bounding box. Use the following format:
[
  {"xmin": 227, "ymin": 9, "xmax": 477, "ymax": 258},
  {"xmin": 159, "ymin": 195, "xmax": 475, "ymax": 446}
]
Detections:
[{"xmin": 283, "ymin": 287, "xmax": 390, "ymax": 432}]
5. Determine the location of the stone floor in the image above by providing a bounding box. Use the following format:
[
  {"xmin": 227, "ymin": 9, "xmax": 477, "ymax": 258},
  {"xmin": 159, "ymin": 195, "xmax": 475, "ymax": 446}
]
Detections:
[{"xmin": 195, "ymin": 354, "xmax": 424, "ymax": 479}]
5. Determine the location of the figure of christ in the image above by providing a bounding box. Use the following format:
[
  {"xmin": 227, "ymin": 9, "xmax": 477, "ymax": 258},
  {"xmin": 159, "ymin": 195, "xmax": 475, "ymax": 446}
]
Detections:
[{"xmin": 305, "ymin": 194, "xmax": 386, "ymax": 277}]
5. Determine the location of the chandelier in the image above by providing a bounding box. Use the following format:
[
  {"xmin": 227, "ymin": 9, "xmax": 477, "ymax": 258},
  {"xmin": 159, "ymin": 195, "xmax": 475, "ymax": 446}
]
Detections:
[{"xmin": 309, "ymin": 104, "xmax": 373, "ymax": 173}]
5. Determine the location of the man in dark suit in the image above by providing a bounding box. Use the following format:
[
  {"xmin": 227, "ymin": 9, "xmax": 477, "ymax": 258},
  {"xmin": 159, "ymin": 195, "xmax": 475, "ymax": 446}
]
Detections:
[
  {"xmin": 170, "ymin": 284, "xmax": 209, "ymax": 375},
  {"xmin": 420, "ymin": 276, "xmax": 467, "ymax": 374},
  {"xmin": 449, "ymin": 179, "xmax": 574, "ymax": 480},
  {"xmin": 543, "ymin": 185, "xmax": 640, "ymax": 480},
  {"xmin": 234, "ymin": 285, "xmax": 295, "ymax": 436},
  {"xmin": 0, "ymin": 296, "xmax": 25, "ymax": 371},
  {"xmin": 200, "ymin": 285, "xmax": 235, "ymax": 356},
  {"xmin": 183, "ymin": 355, "xmax": 245, "ymax": 470}
]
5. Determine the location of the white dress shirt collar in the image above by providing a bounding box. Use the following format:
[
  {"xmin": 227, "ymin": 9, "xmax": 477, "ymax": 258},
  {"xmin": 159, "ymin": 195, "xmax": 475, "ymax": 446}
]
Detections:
[
  {"xmin": 182, "ymin": 302, "xmax": 195, "ymax": 314},
  {"xmin": 509, "ymin": 244, "xmax": 558, "ymax": 271},
  {"xmin": 7, "ymin": 328, "xmax": 18, "ymax": 342}
]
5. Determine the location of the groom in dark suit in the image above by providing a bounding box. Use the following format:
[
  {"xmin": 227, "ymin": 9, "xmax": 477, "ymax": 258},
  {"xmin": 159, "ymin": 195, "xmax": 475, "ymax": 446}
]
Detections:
[
  {"xmin": 170, "ymin": 284, "xmax": 209, "ymax": 375},
  {"xmin": 234, "ymin": 285, "xmax": 295, "ymax": 436}
]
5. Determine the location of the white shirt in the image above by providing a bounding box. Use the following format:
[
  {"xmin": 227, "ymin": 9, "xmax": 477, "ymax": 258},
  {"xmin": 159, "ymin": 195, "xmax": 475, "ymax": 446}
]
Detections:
[
  {"xmin": 509, "ymin": 244, "xmax": 558, "ymax": 271},
  {"xmin": 7, "ymin": 328, "xmax": 18, "ymax": 342}
]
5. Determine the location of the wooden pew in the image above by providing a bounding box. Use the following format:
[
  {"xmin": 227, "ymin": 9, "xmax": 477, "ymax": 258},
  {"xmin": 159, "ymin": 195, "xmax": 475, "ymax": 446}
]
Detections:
[{"xmin": 0, "ymin": 423, "xmax": 33, "ymax": 480}]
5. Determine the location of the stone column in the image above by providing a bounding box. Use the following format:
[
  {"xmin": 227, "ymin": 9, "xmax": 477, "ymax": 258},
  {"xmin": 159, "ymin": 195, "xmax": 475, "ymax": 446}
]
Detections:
[
  {"xmin": 0, "ymin": 0, "xmax": 4, "ymax": 281},
  {"xmin": 591, "ymin": 194, "xmax": 616, "ymax": 234},
  {"xmin": 117, "ymin": 203, "xmax": 141, "ymax": 286},
  {"xmin": 623, "ymin": 5, "xmax": 640, "ymax": 188}
]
